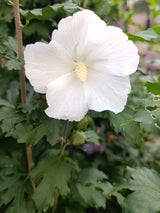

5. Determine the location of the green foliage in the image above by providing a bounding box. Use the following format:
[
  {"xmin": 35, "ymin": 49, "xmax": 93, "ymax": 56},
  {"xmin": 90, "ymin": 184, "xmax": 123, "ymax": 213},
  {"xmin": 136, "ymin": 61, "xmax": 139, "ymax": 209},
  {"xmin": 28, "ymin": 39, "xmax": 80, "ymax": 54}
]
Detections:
[
  {"xmin": 115, "ymin": 167, "xmax": 160, "ymax": 213},
  {"xmin": 145, "ymin": 81, "xmax": 160, "ymax": 95},
  {"xmin": 0, "ymin": 145, "xmax": 34, "ymax": 213},
  {"xmin": 27, "ymin": 116, "xmax": 63, "ymax": 146},
  {"xmin": 31, "ymin": 152, "xmax": 72, "ymax": 213},
  {"xmin": 69, "ymin": 168, "xmax": 111, "ymax": 209},
  {"xmin": 127, "ymin": 26, "xmax": 160, "ymax": 41},
  {"xmin": 20, "ymin": 2, "xmax": 81, "ymax": 23}
]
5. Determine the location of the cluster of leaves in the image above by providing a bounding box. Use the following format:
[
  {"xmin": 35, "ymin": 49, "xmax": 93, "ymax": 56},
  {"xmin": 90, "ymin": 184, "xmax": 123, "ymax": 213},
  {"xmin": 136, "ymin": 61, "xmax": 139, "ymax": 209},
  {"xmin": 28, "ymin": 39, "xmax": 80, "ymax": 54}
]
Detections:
[{"xmin": 1, "ymin": 0, "xmax": 160, "ymax": 213}]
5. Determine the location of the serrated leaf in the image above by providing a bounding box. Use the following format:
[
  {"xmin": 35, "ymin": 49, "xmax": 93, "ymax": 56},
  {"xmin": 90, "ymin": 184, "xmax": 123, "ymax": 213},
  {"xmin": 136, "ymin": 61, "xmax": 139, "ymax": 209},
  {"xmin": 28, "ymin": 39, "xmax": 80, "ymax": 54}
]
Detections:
[
  {"xmin": 76, "ymin": 183, "xmax": 106, "ymax": 209},
  {"xmin": 28, "ymin": 117, "xmax": 62, "ymax": 146},
  {"xmin": 109, "ymin": 107, "xmax": 142, "ymax": 143},
  {"xmin": 20, "ymin": 2, "xmax": 81, "ymax": 23},
  {"xmin": 84, "ymin": 130, "xmax": 100, "ymax": 145},
  {"xmin": 0, "ymin": 176, "xmax": 34, "ymax": 213},
  {"xmin": 116, "ymin": 167, "xmax": 160, "ymax": 213},
  {"xmin": 70, "ymin": 168, "xmax": 110, "ymax": 209},
  {"xmin": 98, "ymin": 182, "xmax": 125, "ymax": 206},
  {"xmin": 0, "ymin": 98, "xmax": 14, "ymax": 108},
  {"xmin": 133, "ymin": 106, "xmax": 153, "ymax": 124},
  {"xmin": 31, "ymin": 154, "xmax": 72, "ymax": 213},
  {"xmin": 5, "ymin": 58, "xmax": 22, "ymax": 70},
  {"xmin": 145, "ymin": 81, "xmax": 160, "ymax": 95},
  {"xmin": 0, "ymin": 107, "xmax": 25, "ymax": 137},
  {"xmin": 14, "ymin": 122, "xmax": 33, "ymax": 143},
  {"xmin": 6, "ymin": 81, "xmax": 19, "ymax": 105},
  {"xmin": 0, "ymin": 151, "xmax": 34, "ymax": 213},
  {"xmin": 8, "ymin": 37, "xmax": 18, "ymax": 54},
  {"xmin": 79, "ymin": 168, "xmax": 107, "ymax": 184}
]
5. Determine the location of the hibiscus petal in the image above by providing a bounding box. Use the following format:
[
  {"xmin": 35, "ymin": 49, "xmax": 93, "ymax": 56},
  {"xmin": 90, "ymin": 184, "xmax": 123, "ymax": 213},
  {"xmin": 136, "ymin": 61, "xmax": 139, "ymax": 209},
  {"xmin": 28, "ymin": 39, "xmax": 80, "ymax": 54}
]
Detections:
[
  {"xmin": 24, "ymin": 41, "xmax": 73, "ymax": 93},
  {"xmin": 45, "ymin": 73, "xmax": 88, "ymax": 121},
  {"xmin": 51, "ymin": 10, "xmax": 108, "ymax": 59},
  {"xmin": 84, "ymin": 29, "xmax": 139, "ymax": 76},
  {"xmin": 84, "ymin": 70, "xmax": 131, "ymax": 113}
]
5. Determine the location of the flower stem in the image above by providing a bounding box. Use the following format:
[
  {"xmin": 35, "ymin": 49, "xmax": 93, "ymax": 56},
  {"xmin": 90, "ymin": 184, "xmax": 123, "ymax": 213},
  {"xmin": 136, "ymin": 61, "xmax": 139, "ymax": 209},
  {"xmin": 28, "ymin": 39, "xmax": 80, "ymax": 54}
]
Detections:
[
  {"xmin": 13, "ymin": 0, "xmax": 35, "ymax": 190},
  {"xmin": 52, "ymin": 188, "xmax": 59, "ymax": 213},
  {"xmin": 83, "ymin": 0, "xmax": 89, "ymax": 8},
  {"xmin": 60, "ymin": 120, "xmax": 69, "ymax": 155}
]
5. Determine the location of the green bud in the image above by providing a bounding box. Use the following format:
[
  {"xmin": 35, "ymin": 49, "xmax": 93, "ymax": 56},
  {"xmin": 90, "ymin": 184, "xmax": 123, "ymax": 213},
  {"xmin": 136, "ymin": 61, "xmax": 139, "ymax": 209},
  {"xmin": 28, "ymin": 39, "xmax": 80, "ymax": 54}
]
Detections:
[
  {"xmin": 76, "ymin": 115, "xmax": 94, "ymax": 131},
  {"xmin": 72, "ymin": 130, "xmax": 86, "ymax": 146}
]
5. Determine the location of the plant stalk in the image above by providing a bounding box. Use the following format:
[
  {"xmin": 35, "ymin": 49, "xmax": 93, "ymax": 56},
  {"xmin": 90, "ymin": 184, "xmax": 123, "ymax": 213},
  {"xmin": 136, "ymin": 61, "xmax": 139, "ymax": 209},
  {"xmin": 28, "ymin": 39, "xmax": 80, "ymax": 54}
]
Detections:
[
  {"xmin": 13, "ymin": 0, "xmax": 35, "ymax": 190},
  {"xmin": 60, "ymin": 120, "xmax": 69, "ymax": 155},
  {"xmin": 83, "ymin": 0, "xmax": 89, "ymax": 8}
]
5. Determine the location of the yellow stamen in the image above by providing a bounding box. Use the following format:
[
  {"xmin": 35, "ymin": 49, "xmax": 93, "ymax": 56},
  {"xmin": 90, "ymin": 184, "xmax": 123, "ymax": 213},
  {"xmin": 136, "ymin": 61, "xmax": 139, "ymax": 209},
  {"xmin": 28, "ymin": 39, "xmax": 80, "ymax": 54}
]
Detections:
[{"xmin": 75, "ymin": 62, "xmax": 87, "ymax": 82}]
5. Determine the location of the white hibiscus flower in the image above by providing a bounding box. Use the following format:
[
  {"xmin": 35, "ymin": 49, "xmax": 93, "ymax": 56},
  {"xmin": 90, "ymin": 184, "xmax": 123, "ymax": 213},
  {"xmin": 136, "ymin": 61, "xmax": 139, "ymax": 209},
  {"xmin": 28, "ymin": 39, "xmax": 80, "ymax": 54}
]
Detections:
[{"xmin": 24, "ymin": 9, "xmax": 139, "ymax": 121}]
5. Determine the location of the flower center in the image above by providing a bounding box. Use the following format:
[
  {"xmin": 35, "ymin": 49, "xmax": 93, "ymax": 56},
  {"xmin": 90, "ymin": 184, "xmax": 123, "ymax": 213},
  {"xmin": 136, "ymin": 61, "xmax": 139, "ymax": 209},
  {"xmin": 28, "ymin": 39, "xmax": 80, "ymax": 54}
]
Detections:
[{"xmin": 75, "ymin": 62, "xmax": 87, "ymax": 82}]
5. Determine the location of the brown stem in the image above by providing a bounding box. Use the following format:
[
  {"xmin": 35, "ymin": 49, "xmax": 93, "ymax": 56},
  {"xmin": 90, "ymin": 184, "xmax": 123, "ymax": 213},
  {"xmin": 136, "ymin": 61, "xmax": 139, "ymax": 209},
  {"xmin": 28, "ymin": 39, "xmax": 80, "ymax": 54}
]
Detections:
[
  {"xmin": 83, "ymin": 0, "xmax": 89, "ymax": 8},
  {"xmin": 52, "ymin": 189, "xmax": 59, "ymax": 213},
  {"xmin": 13, "ymin": 0, "xmax": 35, "ymax": 190}
]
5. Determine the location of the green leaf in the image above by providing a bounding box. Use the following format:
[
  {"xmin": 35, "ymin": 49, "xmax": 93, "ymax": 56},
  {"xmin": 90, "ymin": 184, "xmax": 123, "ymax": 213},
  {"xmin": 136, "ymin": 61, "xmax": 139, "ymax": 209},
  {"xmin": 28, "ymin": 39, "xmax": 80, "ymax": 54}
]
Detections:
[
  {"xmin": 0, "ymin": 176, "xmax": 34, "ymax": 213},
  {"xmin": 0, "ymin": 151, "xmax": 34, "ymax": 213},
  {"xmin": 135, "ymin": 28, "xmax": 159, "ymax": 40},
  {"xmin": 6, "ymin": 81, "xmax": 19, "ymax": 105},
  {"xmin": 120, "ymin": 120, "xmax": 134, "ymax": 127},
  {"xmin": 116, "ymin": 167, "xmax": 160, "ymax": 213},
  {"xmin": 8, "ymin": 37, "xmax": 18, "ymax": 54},
  {"xmin": 145, "ymin": 81, "xmax": 160, "ymax": 95},
  {"xmin": 0, "ymin": 107, "xmax": 25, "ymax": 137},
  {"xmin": 147, "ymin": 0, "xmax": 158, "ymax": 6},
  {"xmin": 76, "ymin": 183, "xmax": 106, "ymax": 209},
  {"xmin": 84, "ymin": 130, "xmax": 100, "ymax": 145},
  {"xmin": 28, "ymin": 117, "xmax": 62, "ymax": 146},
  {"xmin": 20, "ymin": 2, "xmax": 81, "ymax": 23},
  {"xmin": 127, "ymin": 33, "xmax": 146, "ymax": 42},
  {"xmin": 0, "ymin": 98, "xmax": 14, "ymax": 108},
  {"xmin": 31, "ymin": 154, "xmax": 72, "ymax": 213},
  {"xmin": 75, "ymin": 116, "xmax": 94, "ymax": 131},
  {"xmin": 70, "ymin": 168, "xmax": 109, "ymax": 209},
  {"xmin": 5, "ymin": 58, "xmax": 22, "ymax": 70},
  {"xmin": 133, "ymin": 106, "xmax": 153, "ymax": 124},
  {"xmin": 79, "ymin": 168, "xmax": 107, "ymax": 184},
  {"xmin": 14, "ymin": 122, "xmax": 33, "ymax": 143},
  {"xmin": 127, "ymin": 26, "xmax": 160, "ymax": 41},
  {"xmin": 109, "ymin": 107, "xmax": 142, "ymax": 143}
]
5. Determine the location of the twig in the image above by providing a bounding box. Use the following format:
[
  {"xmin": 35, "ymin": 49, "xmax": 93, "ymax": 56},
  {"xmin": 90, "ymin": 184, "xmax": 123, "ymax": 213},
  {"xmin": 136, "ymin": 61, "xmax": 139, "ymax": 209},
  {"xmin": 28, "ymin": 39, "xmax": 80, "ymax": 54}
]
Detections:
[
  {"xmin": 83, "ymin": 0, "xmax": 89, "ymax": 8},
  {"xmin": 13, "ymin": 0, "xmax": 35, "ymax": 190},
  {"xmin": 52, "ymin": 189, "xmax": 59, "ymax": 213}
]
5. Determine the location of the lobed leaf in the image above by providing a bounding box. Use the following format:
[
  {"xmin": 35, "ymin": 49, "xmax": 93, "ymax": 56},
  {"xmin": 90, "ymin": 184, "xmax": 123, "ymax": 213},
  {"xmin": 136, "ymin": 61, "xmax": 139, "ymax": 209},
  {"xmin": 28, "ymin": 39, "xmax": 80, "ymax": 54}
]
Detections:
[
  {"xmin": 31, "ymin": 154, "xmax": 72, "ymax": 213},
  {"xmin": 20, "ymin": 2, "xmax": 81, "ymax": 23},
  {"xmin": 115, "ymin": 167, "xmax": 160, "ymax": 213}
]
